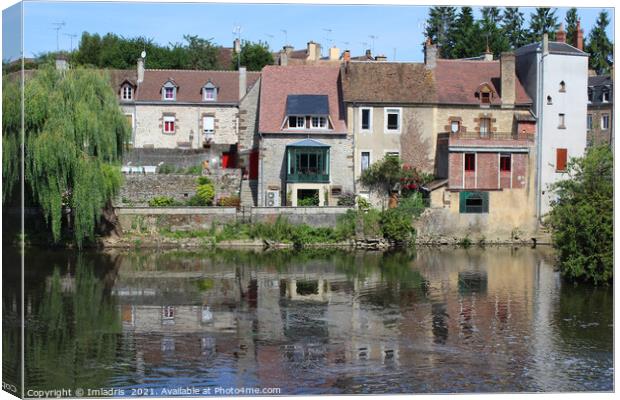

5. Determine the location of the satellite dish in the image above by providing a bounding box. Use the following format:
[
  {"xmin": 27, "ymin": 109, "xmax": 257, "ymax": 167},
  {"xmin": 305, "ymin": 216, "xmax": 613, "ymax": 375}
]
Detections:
[{"xmin": 141, "ymin": 50, "xmax": 146, "ymax": 58}]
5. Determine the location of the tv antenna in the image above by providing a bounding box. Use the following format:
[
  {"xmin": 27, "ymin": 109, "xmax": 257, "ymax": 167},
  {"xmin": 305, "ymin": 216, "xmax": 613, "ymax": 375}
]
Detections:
[
  {"xmin": 281, "ymin": 29, "xmax": 288, "ymax": 46},
  {"xmin": 64, "ymin": 33, "xmax": 77, "ymax": 52},
  {"xmin": 323, "ymin": 28, "xmax": 333, "ymax": 47},
  {"xmin": 369, "ymin": 35, "xmax": 378, "ymax": 55},
  {"xmin": 51, "ymin": 21, "xmax": 66, "ymax": 52}
]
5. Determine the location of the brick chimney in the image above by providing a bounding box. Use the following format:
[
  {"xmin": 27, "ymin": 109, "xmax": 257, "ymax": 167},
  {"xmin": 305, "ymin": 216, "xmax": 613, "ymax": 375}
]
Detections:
[
  {"xmin": 365, "ymin": 49, "xmax": 373, "ymax": 60},
  {"xmin": 137, "ymin": 57, "xmax": 144, "ymax": 84},
  {"xmin": 279, "ymin": 48, "xmax": 288, "ymax": 66},
  {"xmin": 329, "ymin": 46, "xmax": 340, "ymax": 61},
  {"xmin": 239, "ymin": 66, "xmax": 247, "ymax": 100},
  {"xmin": 574, "ymin": 19, "xmax": 584, "ymax": 51},
  {"xmin": 424, "ymin": 38, "xmax": 437, "ymax": 69},
  {"xmin": 342, "ymin": 50, "xmax": 351, "ymax": 62},
  {"xmin": 500, "ymin": 52, "xmax": 516, "ymax": 108},
  {"xmin": 556, "ymin": 23, "xmax": 566, "ymax": 43}
]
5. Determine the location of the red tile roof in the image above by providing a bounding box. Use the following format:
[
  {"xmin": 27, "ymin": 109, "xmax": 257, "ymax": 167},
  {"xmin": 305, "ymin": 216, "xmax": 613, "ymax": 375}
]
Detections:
[
  {"xmin": 259, "ymin": 65, "xmax": 346, "ymax": 133},
  {"xmin": 434, "ymin": 59, "xmax": 531, "ymax": 105},
  {"xmin": 135, "ymin": 69, "xmax": 260, "ymax": 103}
]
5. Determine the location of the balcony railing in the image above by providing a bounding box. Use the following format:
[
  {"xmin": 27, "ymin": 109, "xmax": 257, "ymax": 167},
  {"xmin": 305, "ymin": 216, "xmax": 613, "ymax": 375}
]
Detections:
[
  {"xmin": 449, "ymin": 131, "xmax": 533, "ymax": 141},
  {"xmin": 287, "ymin": 172, "xmax": 330, "ymax": 183}
]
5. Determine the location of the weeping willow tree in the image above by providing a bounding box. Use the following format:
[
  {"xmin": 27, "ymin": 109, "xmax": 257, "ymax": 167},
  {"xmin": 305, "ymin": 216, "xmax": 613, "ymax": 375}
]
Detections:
[{"xmin": 2, "ymin": 66, "xmax": 128, "ymax": 247}]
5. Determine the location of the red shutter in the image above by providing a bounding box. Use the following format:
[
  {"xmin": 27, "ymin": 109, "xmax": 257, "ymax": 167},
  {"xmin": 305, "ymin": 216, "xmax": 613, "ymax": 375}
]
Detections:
[
  {"xmin": 222, "ymin": 153, "xmax": 230, "ymax": 169},
  {"xmin": 556, "ymin": 148, "xmax": 568, "ymax": 171}
]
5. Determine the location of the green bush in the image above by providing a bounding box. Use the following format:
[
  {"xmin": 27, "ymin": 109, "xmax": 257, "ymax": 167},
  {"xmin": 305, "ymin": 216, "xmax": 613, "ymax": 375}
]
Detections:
[
  {"xmin": 397, "ymin": 192, "xmax": 427, "ymax": 217},
  {"xmin": 337, "ymin": 192, "xmax": 356, "ymax": 207},
  {"xmin": 196, "ymin": 176, "xmax": 212, "ymax": 185},
  {"xmin": 380, "ymin": 208, "xmax": 415, "ymax": 243},
  {"xmin": 184, "ymin": 164, "xmax": 203, "ymax": 175},
  {"xmin": 157, "ymin": 164, "xmax": 177, "ymax": 174},
  {"xmin": 297, "ymin": 192, "xmax": 319, "ymax": 206},
  {"xmin": 148, "ymin": 196, "xmax": 180, "ymax": 207},
  {"xmin": 546, "ymin": 145, "xmax": 613, "ymax": 285},
  {"xmin": 196, "ymin": 183, "xmax": 215, "ymax": 205},
  {"xmin": 357, "ymin": 196, "xmax": 371, "ymax": 211}
]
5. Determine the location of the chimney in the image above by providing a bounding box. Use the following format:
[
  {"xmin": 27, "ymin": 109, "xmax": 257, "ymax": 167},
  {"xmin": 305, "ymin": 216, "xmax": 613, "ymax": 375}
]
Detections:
[
  {"xmin": 375, "ymin": 54, "xmax": 387, "ymax": 62},
  {"xmin": 238, "ymin": 66, "xmax": 247, "ymax": 100},
  {"xmin": 342, "ymin": 50, "xmax": 351, "ymax": 62},
  {"xmin": 424, "ymin": 38, "xmax": 437, "ymax": 69},
  {"xmin": 307, "ymin": 41, "xmax": 321, "ymax": 61},
  {"xmin": 137, "ymin": 57, "xmax": 145, "ymax": 84},
  {"xmin": 574, "ymin": 19, "xmax": 584, "ymax": 51},
  {"xmin": 55, "ymin": 54, "xmax": 68, "ymax": 71},
  {"xmin": 279, "ymin": 49, "xmax": 288, "ymax": 66},
  {"xmin": 365, "ymin": 49, "xmax": 373, "ymax": 60},
  {"xmin": 543, "ymin": 33, "xmax": 549, "ymax": 55},
  {"xmin": 329, "ymin": 46, "xmax": 340, "ymax": 61},
  {"xmin": 500, "ymin": 52, "xmax": 516, "ymax": 108},
  {"xmin": 483, "ymin": 44, "xmax": 493, "ymax": 61},
  {"xmin": 233, "ymin": 38, "xmax": 241, "ymax": 54},
  {"xmin": 556, "ymin": 23, "xmax": 566, "ymax": 43}
]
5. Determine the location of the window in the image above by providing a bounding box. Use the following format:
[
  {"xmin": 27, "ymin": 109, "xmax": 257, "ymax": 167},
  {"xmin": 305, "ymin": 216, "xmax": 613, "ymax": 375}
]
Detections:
[
  {"xmin": 311, "ymin": 116, "xmax": 327, "ymax": 129},
  {"xmin": 546, "ymin": 95, "xmax": 553, "ymax": 105},
  {"xmin": 386, "ymin": 151, "xmax": 399, "ymax": 159},
  {"xmin": 500, "ymin": 154, "xmax": 511, "ymax": 172},
  {"xmin": 602, "ymin": 114, "xmax": 609, "ymax": 130},
  {"xmin": 164, "ymin": 87, "xmax": 175, "ymax": 100},
  {"xmin": 288, "ymin": 116, "xmax": 305, "ymax": 129},
  {"xmin": 479, "ymin": 118, "xmax": 490, "ymax": 137},
  {"xmin": 556, "ymin": 148, "xmax": 568, "ymax": 172},
  {"xmin": 203, "ymin": 116, "xmax": 215, "ymax": 134},
  {"xmin": 360, "ymin": 108, "xmax": 372, "ymax": 131},
  {"xmin": 451, "ymin": 120, "xmax": 460, "ymax": 134},
  {"xmin": 162, "ymin": 306, "xmax": 175, "ymax": 320},
  {"xmin": 602, "ymin": 90, "xmax": 610, "ymax": 102},
  {"xmin": 588, "ymin": 88, "xmax": 593, "ymax": 102},
  {"xmin": 122, "ymin": 85, "xmax": 133, "ymax": 100},
  {"xmin": 163, "ymin": 116, "xmax": 175, "ymax": 133},
  {"xmin": 204, "ymin": 87, "xmax": 216, "ymax": 101},
  {"xmin": 587, "ymin": 114, "xmax": 593, "ymax": 131},
  {"xmin": 559, "ymin": 81, "xmax": 566, "ymax": 92},
  {"xmin": 385, "ymin": 108, "xmax": 401, "ymax": 133},
  {"xmin": 459, "ymin": 191, "xmax": 489, "ymax": 214},
  {"xmin": 558, "ymin": 113, "xmax": 566, "ymax": 129},
  {"xmin": 481, "ymin": 92, "xmax": 491, "ymax": 104},
  {"xmin": 465, "ymin": 153, "xmax": 476, "ymax": 172},
  {"xmin": 361, "ymin": 152, "xmax": 370, "ymax": 173}
]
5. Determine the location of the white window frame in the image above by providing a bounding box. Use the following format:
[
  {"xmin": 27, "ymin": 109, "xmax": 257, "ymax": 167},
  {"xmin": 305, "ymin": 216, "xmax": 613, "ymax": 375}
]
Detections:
[
  {"xmin": 288, "ymin": 115, "xmax": 306, "ymax": 129},
  {"xmin": 479, "ymin": 117, "xmax": 490, "ymax": 137},
  {"xmin": 162, "ymin": 306, "xmax": 175, "ymax": 320},
  {"xmin": 163, "ymin": 115, "xmax": 176, "ymax": 134},
  {"xmin": 450, "ymin": 120, "xmax": 460, "ymax": 134},
  {"xmin": 360, "ymin": 107, "xmax": 372, "ymax": 132},
  {"xmin": 163, "ymin": 85, "xmax": 176, "ymax": 101},
  {"xmin": 203, "ymin": 116, "xmax": 215, "ymax": 134},
  {"xmin": 204, "ymin": 87, "xmax": 216, "ymax": 101},
  {"xmin": 602, "ymin": 114, "xmax": 609, "ymax": 130},
  {"xmin": 360, "ymin": 150, "xmax": 372, "ymax": 174},
  {"xmin": 384, "ymin": 107, "xmax": 402, "ymax": 134},
  {"xmin": 587, "ymin": 114, "xmax": 593, "ymax": 131},
  {"xmin": 602, "ymin": 90, "xmax": 609, "ymax": 103},
  {"xmin": 311, "ymin": 116, "xmax": 328, "ymax": 129},
  {"xmin": 121, "ymin": 85, "xmax": 133, "ymax": 100}
]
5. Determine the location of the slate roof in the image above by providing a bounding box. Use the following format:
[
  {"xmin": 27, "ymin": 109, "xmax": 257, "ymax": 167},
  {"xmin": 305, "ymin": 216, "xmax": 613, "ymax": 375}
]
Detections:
[
  {"xmin": 434, "ymin": 60, "xmax": 531, "ymax": 105},
  {"xmin": 135, "ymin": 69, "xmax": 260, "ymax": 103},
  {"xmin": 588, "ymin": 74, "xmax": 613, "ymax": 105},
  {"xmin": 259, "ymin": 65, "xmax": 347, "ymax": 134},
  {"xmin": 286, "ymin": 95, "xmax": 329, "ymax": 115},
  {"xmin": 515, "ymin": 41, "xmax": 588, "ymax": 57}
]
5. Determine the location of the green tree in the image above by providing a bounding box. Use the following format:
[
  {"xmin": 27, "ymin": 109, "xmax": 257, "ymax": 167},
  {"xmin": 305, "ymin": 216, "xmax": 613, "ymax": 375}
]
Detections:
[
  {"xmin": 481, "ymin": 6, "xmax": 503, "ymax": 25},
  {"xmin": 183, "ymin": 35, "xmax": 220, "ymax": 70},
  {"xmin": 585, "ymin": 10, "xmax": 613, "ymax": 74},
  {"xmin": 425, "ymin": 6, "xmax": 458, "ymax": 58},
  {"xmin": 565, "ymin": 8, "xmax": 579, "ymax": 46},
  {"xmin": 479, "ymin": 7, "xmax": 510, "ymax": 57},
  {"xmin": 2, "ymin": 66, "xmax": 129, "ymax": 247},
  {"xmin": 359, "ymin": 155, "xmax": 403, "ymax": 199},
  {"xmin": 502, "ymin": 7, "xmax": 528, "ymax": 49},
  {"xmin": 74, "ymin": 32, "xmax": 102, "ymax": 66},
  {"xmin": 546, "ymin": 145, "xmax": 613, "ymax": 285},
  {"xmin": 232, "ymin": 40, "xmax": 274, "ymax": 71},
  {"xmin": 528, "ymin": 7, "xmax": 560, "ymax": 42},
  {"xmin": 451, "ymin": 7, "xmax": 482, "ymax": 59}
]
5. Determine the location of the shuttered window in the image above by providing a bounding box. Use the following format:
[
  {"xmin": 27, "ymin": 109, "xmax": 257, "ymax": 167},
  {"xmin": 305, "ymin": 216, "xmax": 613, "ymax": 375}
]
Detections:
[{"xmin": 556, "ymin": 148, "xmax": 568, "ymax": 172}]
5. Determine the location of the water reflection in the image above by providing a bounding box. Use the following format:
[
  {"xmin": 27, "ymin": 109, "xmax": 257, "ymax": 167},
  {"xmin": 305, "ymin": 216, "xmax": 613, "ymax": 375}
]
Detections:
[{"xmin": 7, "ymin": 247, "xmax": 613, "ymax": 394}]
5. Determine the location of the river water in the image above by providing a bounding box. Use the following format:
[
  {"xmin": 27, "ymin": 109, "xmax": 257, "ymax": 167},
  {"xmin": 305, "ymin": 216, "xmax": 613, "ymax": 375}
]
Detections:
[{"xmin": 3, "ymin": 246, "xmax": 613, "ymax": 395}]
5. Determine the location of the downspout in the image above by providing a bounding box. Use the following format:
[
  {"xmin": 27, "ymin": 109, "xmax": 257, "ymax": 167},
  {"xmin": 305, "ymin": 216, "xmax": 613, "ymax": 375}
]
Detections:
[{"xmin": 535, "ymin": 37, "xmax": 549, "ymax": 223}]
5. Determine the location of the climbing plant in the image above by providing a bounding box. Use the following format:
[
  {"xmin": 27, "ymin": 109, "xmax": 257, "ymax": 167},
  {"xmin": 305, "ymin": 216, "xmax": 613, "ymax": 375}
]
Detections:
[{"xmin": 2, "ymin": 65, "xmax": 129, "ymax": 247}]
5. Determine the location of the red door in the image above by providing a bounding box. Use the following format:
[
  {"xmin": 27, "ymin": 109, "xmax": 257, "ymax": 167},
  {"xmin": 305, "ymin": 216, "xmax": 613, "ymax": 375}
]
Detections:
[{"xmin": 222, "ymin": 153, "xmax": 231, "ymax": 169}]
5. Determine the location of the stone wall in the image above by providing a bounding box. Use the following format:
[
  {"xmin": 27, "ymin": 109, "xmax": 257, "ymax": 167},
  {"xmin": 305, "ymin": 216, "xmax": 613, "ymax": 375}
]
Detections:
[
  {"xmin": 123, "ymin": 148, "xmax": 211, "ymax": 168},
  {"xmin": 238, "ymin": 78, "xmax": 260, "ymax": 152},
  {"xmin": 250, "ymin": 206, "xmax": 351, "ymax": 228}
]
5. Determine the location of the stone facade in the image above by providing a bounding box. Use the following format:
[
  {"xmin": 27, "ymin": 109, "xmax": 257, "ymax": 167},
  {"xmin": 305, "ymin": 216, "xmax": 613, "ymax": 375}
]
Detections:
[
  {"xmin": 117, "ymin": 174, "xmax": 200, "ymax": 207},
  {"xmin": 257, "ymin": 134, "xmax": 354, "ymax": 206},
  {"xmin": 587, "ymin": 104, "xmax": 613, "ymax": 146}
]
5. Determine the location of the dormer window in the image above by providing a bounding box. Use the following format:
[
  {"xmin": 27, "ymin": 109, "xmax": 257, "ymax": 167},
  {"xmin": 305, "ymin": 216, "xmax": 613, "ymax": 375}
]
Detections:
[
  {"xmin": 559, "ymin": 81, "xmax": 566, "ymax": 92},
  {"xmin": 481, "ymin": 92, "xmax": 491, "ymax": 104},
  {"xmin": 203, "ymin": 81, "xmax": 217, "ymax": 101},
  {"xmin": 588, "ymin": 87, "xmax": 593, "ymax": 102},
  {"xmin": 476, "ymin": 83, "xmax": 494, "ymax": 106},
  {"xmin": 311, "ymin": 116, "xmax": 327, "ymax": 129},
  {"xmin": 602, "ymin": 89, "xmax": 610, "ymax": 102},
  {"xmin": 161, "ymin": 80, "xmax": 177, "ymax": 101},
  {"xmin": 121, "ymin": 85, "xmax": 133, "ymax": 100},
  {"xmin": 284, "ymin": 94, "xmax": 331, "ymax": 131},
  {"xmin": 288, "ymin": 116, "xmax": 306, "ymax": 129}
]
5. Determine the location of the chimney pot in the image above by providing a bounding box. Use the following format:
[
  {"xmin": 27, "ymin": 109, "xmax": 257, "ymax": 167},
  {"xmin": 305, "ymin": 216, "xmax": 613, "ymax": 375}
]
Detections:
[
  {"xmin": 424, "ymin": 38, "xmax": 437, "ymax": 69},
  {"xmin": 342, "ymin": 50, "xmax": 351, "ymax": 62},
  {"xmin": 556, "ymin": 23, "xmax": 566, "ymax": 43},
  {"xmin": 574, "ymin": 19, "xmax": 584, "ymax": 51}
]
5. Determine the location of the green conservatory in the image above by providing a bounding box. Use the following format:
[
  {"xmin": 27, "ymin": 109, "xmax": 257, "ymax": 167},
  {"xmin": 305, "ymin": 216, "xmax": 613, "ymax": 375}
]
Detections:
[{"xmin": 286, "ymin": 139, "xmax": 330, "ymax": 183}]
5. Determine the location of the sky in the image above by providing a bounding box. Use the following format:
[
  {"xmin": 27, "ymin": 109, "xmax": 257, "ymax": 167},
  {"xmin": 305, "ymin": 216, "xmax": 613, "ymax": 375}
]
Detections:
[{"xmin": 1, "ymin": 1, "xmax": 616, "ymax": 63}]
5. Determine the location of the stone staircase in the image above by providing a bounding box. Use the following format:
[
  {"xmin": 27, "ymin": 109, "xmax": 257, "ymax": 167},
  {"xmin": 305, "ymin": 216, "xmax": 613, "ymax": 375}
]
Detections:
[{"xmin": 240, "ymin": 179, "xmax": 258, "ymax": 207}]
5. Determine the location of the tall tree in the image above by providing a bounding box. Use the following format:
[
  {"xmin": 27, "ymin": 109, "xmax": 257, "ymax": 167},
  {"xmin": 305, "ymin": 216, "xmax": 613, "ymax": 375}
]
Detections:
[
  {"xmin": 479, "ymin": 7, "xmax": 510, "ymax": 57},
  {"xmin": 2, "ymin": 66, "xmax": 129, "ymax": 247},
  {"xmin": 528, "ymin": 7, "xmax": 560, "ymax": 42},
  {"xmin": 183, "ymin": 35, "xmax": 220, "ymax": 70},
  {"xmin": 502, "ymin": 7, "xmax": 528, "ymax": 49},
  {"xmin": 232, "ymin": 40, "xmax": 274, "ymax": 71},
  {"xmin": 425, "ymin": 6, "xmax": 458, "ymax": 58},
  {"xmin": 481, "ymin": 6, "xmax": 503, "ymax": 25},
  {"xmin": 565, "ymin": 8, "xmax": 579, "ymax": 46},
  {"xmin": 451, "ymin": 7, "xmax": 482, "ymax": 59},
  {"xmin": 586, "ymin": 10, "xmax": 614, "ymax": 74}
]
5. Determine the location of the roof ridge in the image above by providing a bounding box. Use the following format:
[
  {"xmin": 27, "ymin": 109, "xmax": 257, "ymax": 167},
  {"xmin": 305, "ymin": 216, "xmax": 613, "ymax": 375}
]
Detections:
[{"xmin": 145, "ymin": 68, "xmax": 259, "ymax": 73}]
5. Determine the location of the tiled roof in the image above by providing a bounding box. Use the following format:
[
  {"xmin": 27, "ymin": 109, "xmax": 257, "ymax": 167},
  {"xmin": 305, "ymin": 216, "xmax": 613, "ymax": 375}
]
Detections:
[
  {"xmin": 588, "ymin": 74, "xmax": 613, "ymax": 105},
  {"xmin": 259, "ymin": 65, "xmax": 346, "ymax": 133},
  {"xmin": 434, "ymin": 59, "xmax": 531, "ymax": 105},
  {"xmin": 342, "ymin": 62, "xmax": 436, "ymax": 103},
  {"xmin": 135, "ymin": 69, "xmax": 260, "ymax": 103}
]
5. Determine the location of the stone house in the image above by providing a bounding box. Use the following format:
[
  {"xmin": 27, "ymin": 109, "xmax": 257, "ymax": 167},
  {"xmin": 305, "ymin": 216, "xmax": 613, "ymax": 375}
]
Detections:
[
  {"xmin": 515, "ymin": 29, "xmax": 589, "ymax": 218},
  {"xmin": 587, "ymin": 74, "xmax": 613, "ymax": 147},
  {"xmin": 256, "ymin": 65, "xmax": 353, "ymax": 207}
]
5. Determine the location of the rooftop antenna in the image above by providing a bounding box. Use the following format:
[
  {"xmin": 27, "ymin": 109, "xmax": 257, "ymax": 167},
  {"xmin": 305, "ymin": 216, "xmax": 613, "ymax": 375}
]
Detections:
[
  {"xmin": 233, "ymin": 24, "xmax": 242, "ymax": 70},
  {"xmin": 323, "ymin": 28, "xmax": 333, "ymax": 48},
  {"xmin": 281, "ymin": 29, "xmax": 288, "ymax": 46},
  {"xmin": 265, "ymin": 33, "xmax": 274, "ymax": 49},
  {"xmin": 51, "ymin": 21, "xmax": 66, "ymax": 52},
  {"xmin": 369, "ymin": 35, "xmax": 378, "ymax": 55},
  {"xmin": 64, "ymin": 33, "xmax": 77, "ymax": 52}
]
